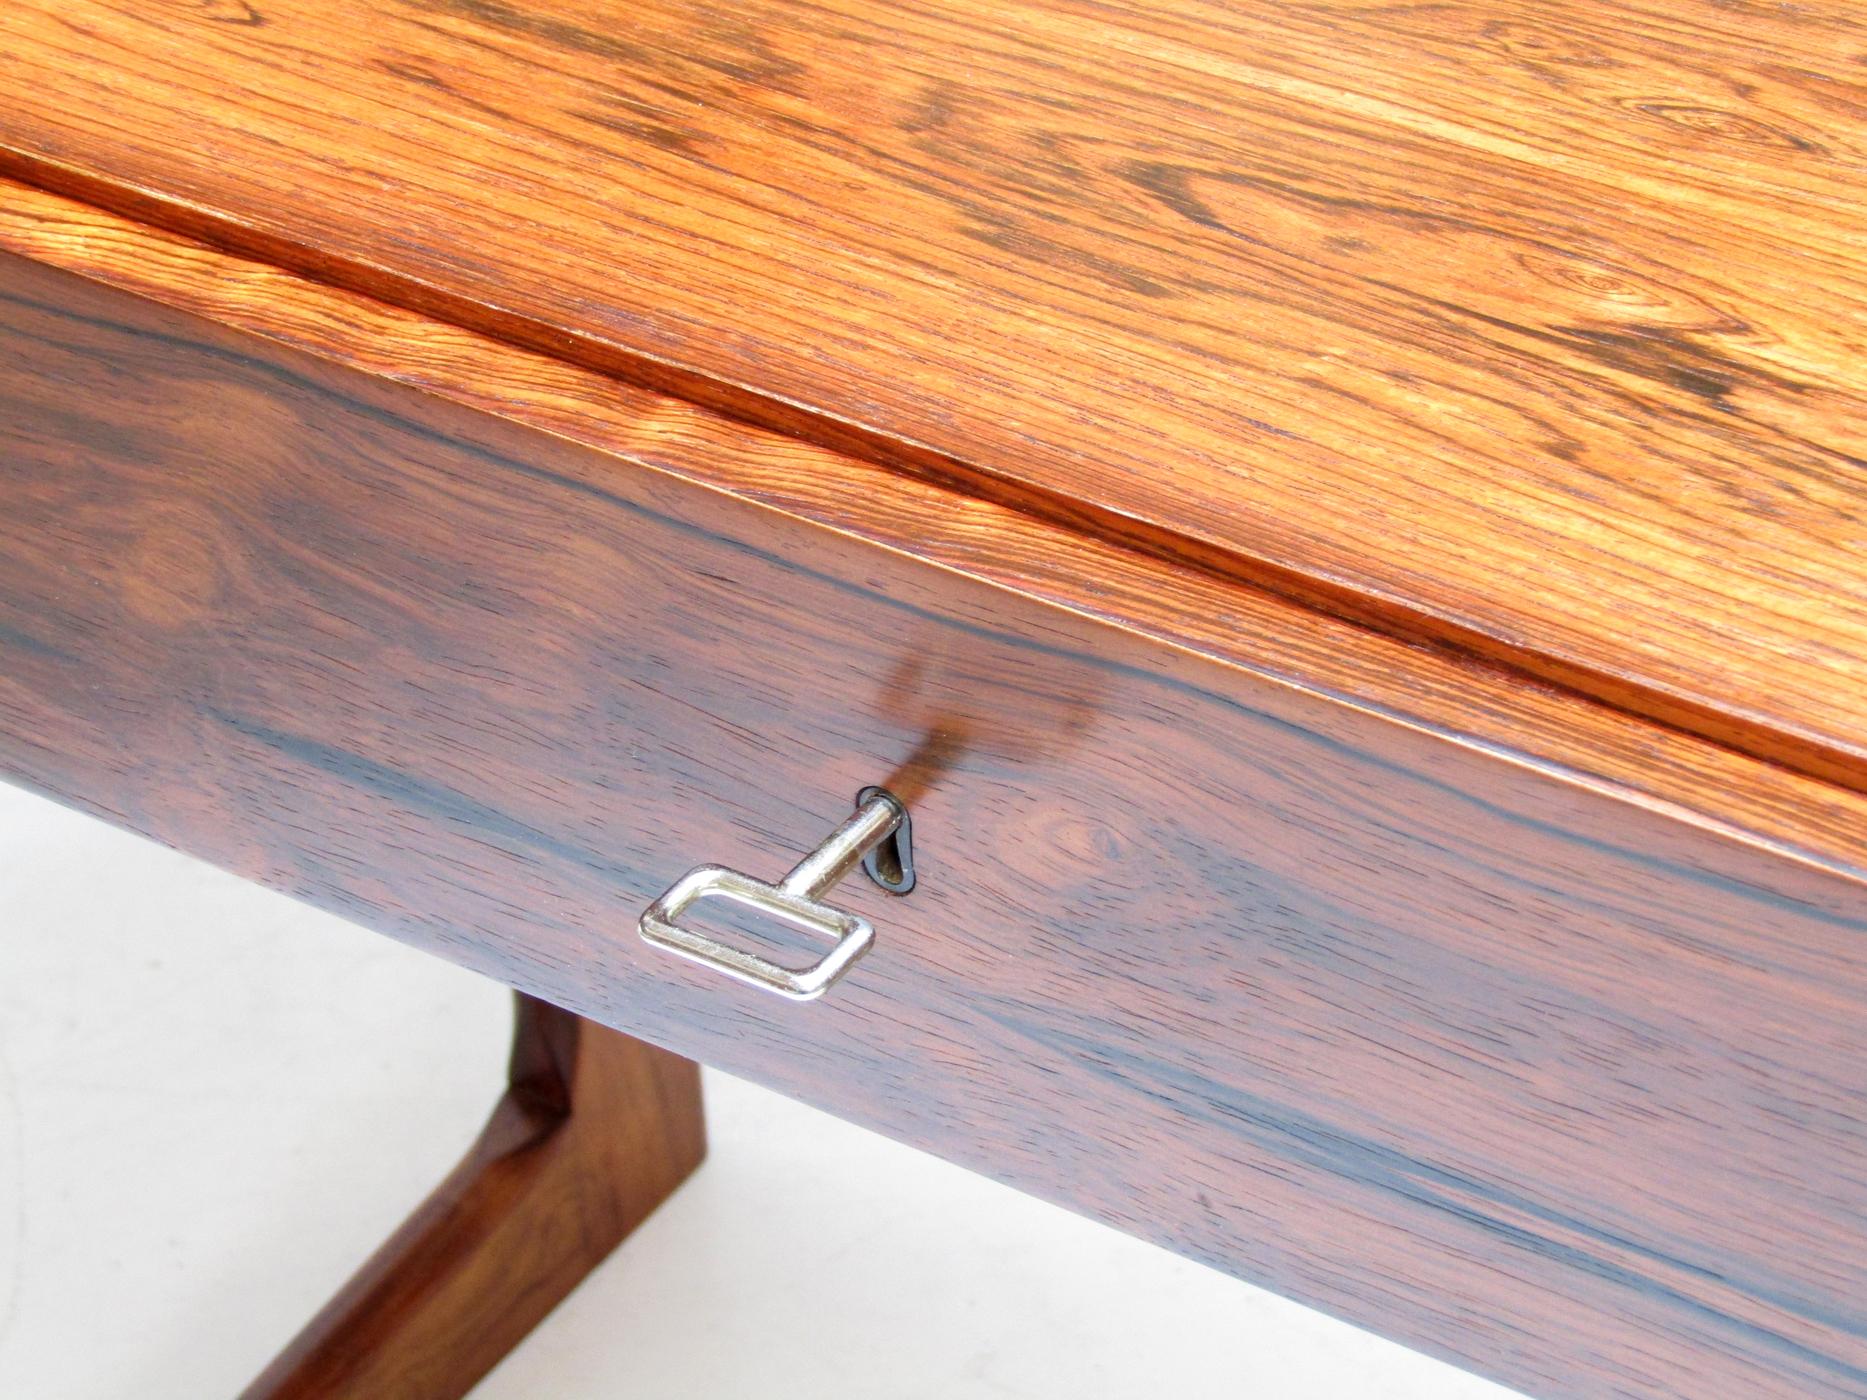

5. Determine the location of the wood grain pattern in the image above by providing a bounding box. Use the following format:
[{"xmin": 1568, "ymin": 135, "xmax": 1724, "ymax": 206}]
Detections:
[
  {"xmin": 3, "ymin": 180, "xmax": 1861, "ymax": 883},
  {"xmin": 2, "ymin": 249, "xmax": 1863, "ymax": 1400},
  {"xmin": 1, "ymin": 0, "xmax": 1862, "ymax": 787},
  {"xmin": 242, "ymin": 995, "xmax": 705, "ymax": 1400}
]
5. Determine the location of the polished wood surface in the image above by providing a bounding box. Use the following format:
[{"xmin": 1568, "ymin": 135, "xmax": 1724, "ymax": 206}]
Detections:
[
  {"xmin": 242, "ymin": 994, "xmax": 704, "ymax": 1400},
  {"xmin": 1, "ymin": 0, "xmax": 1862, "ymax": 787},
  {"xmin": 3, "ymin": 181, "xmax": 1859, "ymax": 879},
  {"xmin": 2, "ymin": 247, "xmax": 1862, "ymax": 1400}
]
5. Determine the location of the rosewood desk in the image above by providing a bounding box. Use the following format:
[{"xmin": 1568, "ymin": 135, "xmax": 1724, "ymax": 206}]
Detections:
[{"xmin": 1, "ymin": 2, "xmax": 1863, "ymax": 1397}]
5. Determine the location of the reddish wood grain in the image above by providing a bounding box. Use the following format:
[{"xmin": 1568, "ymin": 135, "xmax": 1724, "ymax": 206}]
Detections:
[
  {"xmin": 0, "ymin": 0, "xmax": 1862, "ymax": 785},
  {"xmin": 242, "ymin": 995, "xmax": 705, "ymax": 1400},
  {"xmin": 2, "ymin": 181, "xmax": 1859, "ymax": 880},
  {"xmin": 2, "ymin": 249, "xmax": 1863, "ymax": 1400}
]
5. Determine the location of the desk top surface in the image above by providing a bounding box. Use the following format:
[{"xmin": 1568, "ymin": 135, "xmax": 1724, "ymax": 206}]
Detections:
[{"xmin": 2, "ymin": 0, "xmax": 1862, "ymax": 784}]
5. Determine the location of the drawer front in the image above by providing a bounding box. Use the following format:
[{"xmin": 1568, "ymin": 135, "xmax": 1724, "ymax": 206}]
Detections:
[{"xmin": 2, "ymin": 251, "xmax": 1864, "ymax": 1400}]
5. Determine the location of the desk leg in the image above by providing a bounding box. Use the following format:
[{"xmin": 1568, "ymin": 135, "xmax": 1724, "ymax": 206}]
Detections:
[{"xmin": 241, "ymin": 993, "xmax": 706, "ymax": 1400}]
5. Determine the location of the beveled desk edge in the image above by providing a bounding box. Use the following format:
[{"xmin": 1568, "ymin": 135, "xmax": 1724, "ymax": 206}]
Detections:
[
  {"xmin": 2, "ymin": 178, "xmax": 1861, "ymax": 883},
  {"xmin": 2, "ymin": 178, "xmax": 1865, "ymax": 1400}
]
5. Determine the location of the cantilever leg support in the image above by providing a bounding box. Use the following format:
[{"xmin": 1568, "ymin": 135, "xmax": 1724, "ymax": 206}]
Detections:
[{"xmin": 241, "ymin": 994, "xmax": 705, "ymax": 1400}]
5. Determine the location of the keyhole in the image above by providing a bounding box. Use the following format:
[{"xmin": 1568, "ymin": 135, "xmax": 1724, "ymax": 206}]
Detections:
[{"xmin": 856, "ymin": 786, "xmax": 916, "ymax": 894}]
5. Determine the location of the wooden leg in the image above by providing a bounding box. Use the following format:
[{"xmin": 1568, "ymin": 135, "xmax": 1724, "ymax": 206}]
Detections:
[{"xmin": 242, "ymin": 994, "xmax": 706, "ymax": 1400}]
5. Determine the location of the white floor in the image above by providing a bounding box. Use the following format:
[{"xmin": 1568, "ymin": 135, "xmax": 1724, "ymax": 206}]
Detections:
[{"xmin": 0, "ymin": 781, "xmax": 1522, "ymax": 1399}]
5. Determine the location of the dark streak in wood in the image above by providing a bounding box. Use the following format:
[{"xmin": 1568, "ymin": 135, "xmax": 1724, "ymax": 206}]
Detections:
[
  {"xmin": 1, "ymin": 249, "xmax": 1863, "ymax": 1400},
  {"xmin": 0, "ymin": 0, "xmax": 1861, "ymax": 785}
]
